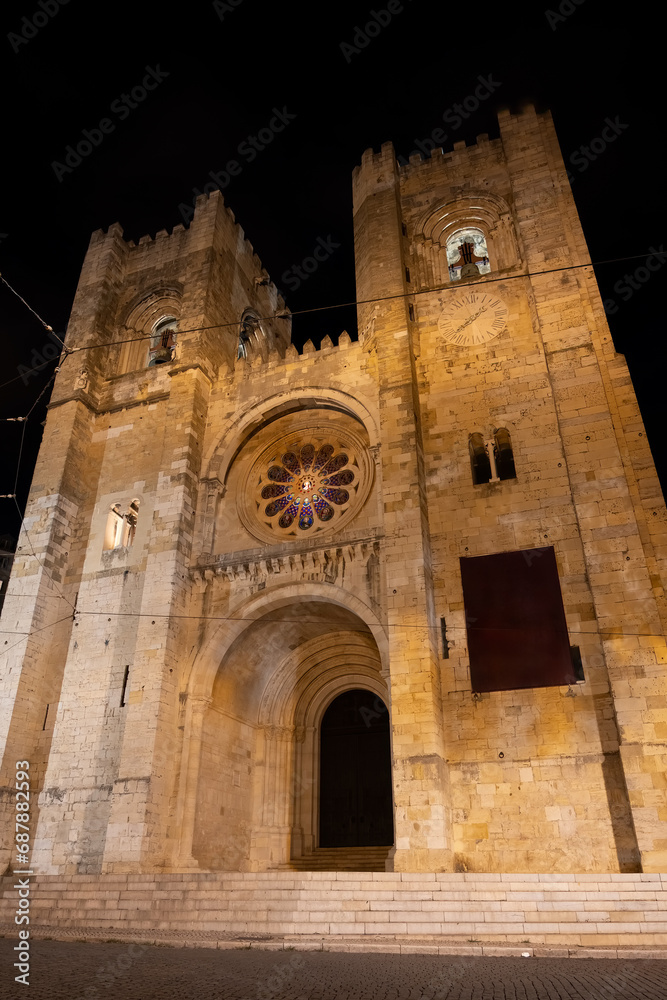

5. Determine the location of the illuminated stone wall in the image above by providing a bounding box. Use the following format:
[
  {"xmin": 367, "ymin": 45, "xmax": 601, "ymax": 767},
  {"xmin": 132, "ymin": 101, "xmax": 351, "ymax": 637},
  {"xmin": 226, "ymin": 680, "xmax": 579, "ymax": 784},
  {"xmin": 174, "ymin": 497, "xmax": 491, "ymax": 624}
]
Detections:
[{"xmin": 1, "ymin": 107, "xmax": 665, "ymax": 878}]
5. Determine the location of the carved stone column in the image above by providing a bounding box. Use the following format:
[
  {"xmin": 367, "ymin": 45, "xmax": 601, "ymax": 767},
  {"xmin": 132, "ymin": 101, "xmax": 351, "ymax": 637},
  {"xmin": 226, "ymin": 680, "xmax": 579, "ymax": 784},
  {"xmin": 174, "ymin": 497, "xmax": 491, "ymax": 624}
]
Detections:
[
  {"xmin": 199, "ymin": 478, "xmax": 225, "ymax": 555},
  {"xmin": 173, "ymin": 695, "xmax": 212, "ymax": 870},
  {"xmin": 248, "ymin": 724, "xmax": 295, "ymax": 870}
]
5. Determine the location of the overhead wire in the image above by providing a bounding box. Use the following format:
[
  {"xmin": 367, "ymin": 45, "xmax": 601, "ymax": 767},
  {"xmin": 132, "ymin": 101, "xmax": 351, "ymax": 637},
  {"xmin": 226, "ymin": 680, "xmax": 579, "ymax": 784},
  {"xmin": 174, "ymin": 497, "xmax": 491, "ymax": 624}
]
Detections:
[
  {"xmin": 0, "ymin": 294, "xmax": 76, "ymax": 611},
  {"xmin": 1, "ymin": 250, "xmax": 665, "ymax": 644},
  {"xmin": 0, "ymin": 614, "xmax": 75, "ymax": 658},
  {"xmin": 52, "ymin": 250, "xmax": 666, "ymax": 355},
  {"xmin": 0, "ymin": 250, "xmax": 661, "ymax": 367},
  {"xmin": 0, "ymin": 273, "xmax": 67, "ymax": 347},
  {"xmin": 69, "ymin": 607, "xmax": 664, "ymax": 639},
  {"xmin": 0, "ymin": 356, "xmax": 63, "ymax": 393}
]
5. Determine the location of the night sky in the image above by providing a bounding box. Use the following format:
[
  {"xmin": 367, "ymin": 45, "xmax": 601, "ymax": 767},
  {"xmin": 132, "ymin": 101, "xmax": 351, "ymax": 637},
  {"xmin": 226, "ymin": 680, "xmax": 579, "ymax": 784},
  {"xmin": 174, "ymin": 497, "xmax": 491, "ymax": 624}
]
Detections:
[{"xmin": 0, "ymin": 1, "xmax": 664, "ymax": 542}]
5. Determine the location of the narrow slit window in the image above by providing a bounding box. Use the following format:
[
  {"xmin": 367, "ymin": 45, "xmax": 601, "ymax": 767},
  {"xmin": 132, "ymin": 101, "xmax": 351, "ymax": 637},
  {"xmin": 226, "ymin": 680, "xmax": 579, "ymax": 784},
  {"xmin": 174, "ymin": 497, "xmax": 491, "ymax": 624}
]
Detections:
[
  {"xmin": 120, "ymin": 665, "xmax": 130, "ymax": 707},
  {"xmin": 440, "ymin": 617, "xmax": 449, "ymax": 659},
  {"xmin": 570, "ymin": 646, "xmax": 585, "ymax": 682}
]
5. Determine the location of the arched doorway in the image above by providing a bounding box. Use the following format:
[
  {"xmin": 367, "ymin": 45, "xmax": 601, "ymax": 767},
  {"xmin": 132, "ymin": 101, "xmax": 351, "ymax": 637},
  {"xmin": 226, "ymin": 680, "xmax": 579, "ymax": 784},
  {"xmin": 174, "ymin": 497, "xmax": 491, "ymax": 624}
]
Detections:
[
  {"xmin": 187, "ymin": 590, "xmax": 390, "ymax": 871},
  {"xmin": 319, "ymin": 689, "xmax": 394, "ymax": 848}
]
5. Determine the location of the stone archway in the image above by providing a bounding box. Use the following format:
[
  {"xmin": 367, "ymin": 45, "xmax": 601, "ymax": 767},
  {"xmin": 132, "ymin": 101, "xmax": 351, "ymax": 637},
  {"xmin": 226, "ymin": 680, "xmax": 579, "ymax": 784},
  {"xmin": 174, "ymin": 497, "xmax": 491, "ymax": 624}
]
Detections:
[
  {"xmin": 282, "ymin": 639, "xmax": 391, "ymax": 863},
  {"xmin": 182, "ymin": 589, "xmax": 391, "ymax": 872}
]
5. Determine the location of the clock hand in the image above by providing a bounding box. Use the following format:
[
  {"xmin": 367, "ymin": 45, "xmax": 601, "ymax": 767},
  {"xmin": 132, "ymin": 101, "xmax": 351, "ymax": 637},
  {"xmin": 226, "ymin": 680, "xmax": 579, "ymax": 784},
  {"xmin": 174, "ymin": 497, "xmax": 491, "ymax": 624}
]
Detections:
[{"xmin": 453, "ymin": 306, "xmax": 486, "ymax": 333}]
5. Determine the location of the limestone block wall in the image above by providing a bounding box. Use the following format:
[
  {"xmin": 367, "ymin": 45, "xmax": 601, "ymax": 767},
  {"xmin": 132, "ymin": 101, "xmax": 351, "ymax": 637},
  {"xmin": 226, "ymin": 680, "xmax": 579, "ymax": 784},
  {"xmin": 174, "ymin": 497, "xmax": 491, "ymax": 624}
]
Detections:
[
  {"xmin": 353, "ymin": 141, "xmax": 452, "ymax": 874},
  {"xmin": 0, "ymin": 396, "xmax": 97, "ymax": 872}
]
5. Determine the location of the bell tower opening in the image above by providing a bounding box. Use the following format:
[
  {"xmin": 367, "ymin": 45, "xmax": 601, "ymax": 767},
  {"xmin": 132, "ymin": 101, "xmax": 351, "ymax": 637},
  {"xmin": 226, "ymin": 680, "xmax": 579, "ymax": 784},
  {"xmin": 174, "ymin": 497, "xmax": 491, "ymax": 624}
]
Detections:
[{"xmin": 319, "ymin": 688, "xmax": 394, "ymax": 848}]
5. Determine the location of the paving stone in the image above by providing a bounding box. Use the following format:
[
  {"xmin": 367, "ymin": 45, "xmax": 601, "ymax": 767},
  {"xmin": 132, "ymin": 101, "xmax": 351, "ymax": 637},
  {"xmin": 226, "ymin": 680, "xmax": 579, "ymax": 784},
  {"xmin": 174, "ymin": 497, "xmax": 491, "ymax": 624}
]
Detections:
[{"xmin": 2, "ymin": 938, "xmax": 667, "ymax": 1000}]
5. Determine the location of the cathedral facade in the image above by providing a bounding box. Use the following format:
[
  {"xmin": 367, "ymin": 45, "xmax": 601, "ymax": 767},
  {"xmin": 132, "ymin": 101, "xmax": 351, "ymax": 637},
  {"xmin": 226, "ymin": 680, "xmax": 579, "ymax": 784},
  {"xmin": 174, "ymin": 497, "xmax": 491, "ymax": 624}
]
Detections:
[{"xmin": 1, "ymin": 105, "xmax": 666, "ymax": 879}]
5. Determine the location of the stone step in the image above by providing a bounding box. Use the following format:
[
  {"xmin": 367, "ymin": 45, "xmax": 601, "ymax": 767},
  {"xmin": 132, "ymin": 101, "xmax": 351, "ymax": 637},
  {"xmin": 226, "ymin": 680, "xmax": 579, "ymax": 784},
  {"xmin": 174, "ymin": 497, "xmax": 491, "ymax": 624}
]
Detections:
[
  {"xmin": 277, "ymin": 846, "xmax": 392, "ymax": 871},
  {"xmin": 2, "ymin": 872, "xmax": 666, "ymax": 951}
]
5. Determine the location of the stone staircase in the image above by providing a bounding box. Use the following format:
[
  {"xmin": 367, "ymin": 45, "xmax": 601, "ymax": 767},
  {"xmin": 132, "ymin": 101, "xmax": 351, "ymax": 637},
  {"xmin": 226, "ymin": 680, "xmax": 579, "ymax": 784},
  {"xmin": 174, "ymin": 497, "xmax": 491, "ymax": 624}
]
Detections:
[
  {"xmin": 277, "ymin": 846, "xmax": 392, "ymax": 871},
  {"xmin": 2, "ymin": 871, "xmax": 667, "ymax": 956}
]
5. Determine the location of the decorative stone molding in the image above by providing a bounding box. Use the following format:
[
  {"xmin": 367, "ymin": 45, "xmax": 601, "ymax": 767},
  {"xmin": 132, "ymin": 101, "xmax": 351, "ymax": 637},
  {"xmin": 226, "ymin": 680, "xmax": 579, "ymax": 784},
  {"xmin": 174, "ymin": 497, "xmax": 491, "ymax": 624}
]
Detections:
[
  {"xmin": 195, "ymin": 536, "xmax": 381, "ymax": 585},
  {"xmin": 264, "ymin": 724, "xmax": 295, "ymax": 742}
]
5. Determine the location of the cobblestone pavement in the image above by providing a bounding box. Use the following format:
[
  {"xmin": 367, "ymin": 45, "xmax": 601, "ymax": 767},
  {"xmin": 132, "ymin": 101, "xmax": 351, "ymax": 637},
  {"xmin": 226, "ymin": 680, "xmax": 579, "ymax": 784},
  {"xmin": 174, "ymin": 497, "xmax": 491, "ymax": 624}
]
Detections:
[{"xmin": 2, "ymin": 939, "xmax": 667, "ymax": 999}]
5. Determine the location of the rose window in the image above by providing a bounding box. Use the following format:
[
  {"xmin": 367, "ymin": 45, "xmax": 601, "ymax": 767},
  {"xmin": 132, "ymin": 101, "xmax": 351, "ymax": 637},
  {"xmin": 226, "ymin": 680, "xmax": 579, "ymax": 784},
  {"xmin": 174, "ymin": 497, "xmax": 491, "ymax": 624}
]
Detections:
[{"xmin": 258, "ymin": 444, "xmax": 356, "ymax": 532}]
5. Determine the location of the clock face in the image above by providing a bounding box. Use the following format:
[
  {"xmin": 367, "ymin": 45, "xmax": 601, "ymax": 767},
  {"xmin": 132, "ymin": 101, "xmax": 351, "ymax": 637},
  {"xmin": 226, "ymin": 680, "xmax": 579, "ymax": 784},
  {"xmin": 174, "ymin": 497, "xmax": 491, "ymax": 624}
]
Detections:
[{"xmin": 438, "ymin": 291, "xmax": 508, "ymax": 347}]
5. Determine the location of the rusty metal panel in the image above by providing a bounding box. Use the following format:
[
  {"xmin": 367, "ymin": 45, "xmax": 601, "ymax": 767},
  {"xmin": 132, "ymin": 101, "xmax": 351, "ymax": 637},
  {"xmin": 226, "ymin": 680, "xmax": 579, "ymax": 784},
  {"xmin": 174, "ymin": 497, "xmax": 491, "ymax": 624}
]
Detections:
[{"xmin": 460, "ymin": 547, "xmax": 576, "ymax": 693}]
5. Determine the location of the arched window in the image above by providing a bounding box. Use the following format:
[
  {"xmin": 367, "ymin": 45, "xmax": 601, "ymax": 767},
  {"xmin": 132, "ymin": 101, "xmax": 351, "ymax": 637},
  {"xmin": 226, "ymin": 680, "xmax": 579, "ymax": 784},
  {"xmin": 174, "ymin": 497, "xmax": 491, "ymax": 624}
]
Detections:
[
  {"xmin": 446, "ymin": 228, "xmax": 490, "ymax": 282},
  {"xmin": 148, "ymin": 316, "xmax": 178, "ymax": 367},
  {"xmin": 469, "ymin": 429, "xmax": 516, "ymax": 485},
  {"xmin": 237, "ymin": 311, "xmax": 262, "ymax": 360},
  {"xmin": 493, "ymin": 428, "xmax": 516, "ymax": 481},
  {"xmin": 469, "ymin": 433, "xmax": 491, "ymax": 485}
]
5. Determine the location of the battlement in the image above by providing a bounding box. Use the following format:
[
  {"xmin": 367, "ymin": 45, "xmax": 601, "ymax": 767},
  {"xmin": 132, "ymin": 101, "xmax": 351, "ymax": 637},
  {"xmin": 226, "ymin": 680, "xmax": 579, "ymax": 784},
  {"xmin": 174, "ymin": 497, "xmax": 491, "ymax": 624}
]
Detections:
[
  {"xmin": 354, "ymin": 105, "xmax": 555, "ymax": 189},
  {"xmin": 233, "ymin": 329, "xmax": 356, "ymax": 379},
  {"xmin": 88, "ymin": 191, "xmax": 284, "ymax": 309}
]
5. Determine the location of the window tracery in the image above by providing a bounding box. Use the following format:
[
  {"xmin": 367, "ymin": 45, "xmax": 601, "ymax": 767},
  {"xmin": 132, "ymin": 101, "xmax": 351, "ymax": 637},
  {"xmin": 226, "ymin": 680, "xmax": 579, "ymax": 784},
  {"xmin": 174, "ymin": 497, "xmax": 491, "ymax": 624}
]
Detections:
[
  {"xmin": 233, "ymin": 416, "xmax": 373, "ymax": 546},
  {"xmin": 258, "ymin": 444, "xmax": 355, "ymax": 532}
]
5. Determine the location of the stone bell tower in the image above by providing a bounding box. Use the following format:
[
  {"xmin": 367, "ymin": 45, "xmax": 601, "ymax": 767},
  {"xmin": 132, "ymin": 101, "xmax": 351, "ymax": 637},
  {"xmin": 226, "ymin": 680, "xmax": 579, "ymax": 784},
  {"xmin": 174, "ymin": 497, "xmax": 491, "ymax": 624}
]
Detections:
[
  {"xmin": 352, "ymin": 105, "xmax": 667, "ymax": 873},
  {"xmin": 0, "ymin": 192, "xmax": 290, "ymax": 873}
]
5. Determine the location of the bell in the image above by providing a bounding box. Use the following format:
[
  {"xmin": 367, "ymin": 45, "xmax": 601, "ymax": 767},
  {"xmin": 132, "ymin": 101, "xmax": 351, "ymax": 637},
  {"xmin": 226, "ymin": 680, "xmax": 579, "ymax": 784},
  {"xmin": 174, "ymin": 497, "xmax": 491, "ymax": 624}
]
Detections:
[{"xmin": 152, "ymin": 346, "xmax": 173, "ymax": 364}]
